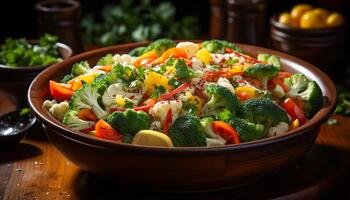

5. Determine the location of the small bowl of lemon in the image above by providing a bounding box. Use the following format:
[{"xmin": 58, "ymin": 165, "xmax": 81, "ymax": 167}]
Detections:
[{"xmin": 270, "ymin": 4, "xmax": 346, "ymax": 70}]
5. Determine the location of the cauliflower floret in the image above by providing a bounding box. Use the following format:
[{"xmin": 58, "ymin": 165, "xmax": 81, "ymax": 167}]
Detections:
[
  {"xmin": 217, "ymin": 77, "xmax": 235, "ymax": 93},
  {"xmin": 211, "ymin": 54, "xmax": 225, "ymax": 64},
  {"xmin": 43, "ymin": 99, "xmax": 57, "ymax": 110},
  {"xmin": 268, "ymin": 122, "xmax": 290, "ymax": 137},
  {"xmin": 149, "ymin": 120, "xmax": 162, "ymax": 131},
  {"xmin": 176, "ymin": 42, "xmax": 199, "ymax": 57},
  {"xmin": 191, "ymin": 57, "xmax": 204, "ymax": 71},
  {"xmin": 48, "ymin": 101, "xmax": 69, "ymax": 122},
  {"xmin": 113, "ymin": 54, "xmax": 133, "ymax": 65},
  {"xmin": 149, "ymin": 100, "xmax": 183, "ymax": 125},
  {"xmin": 102, "ymin": 83, "xmax": 143, "ymax": 111}
]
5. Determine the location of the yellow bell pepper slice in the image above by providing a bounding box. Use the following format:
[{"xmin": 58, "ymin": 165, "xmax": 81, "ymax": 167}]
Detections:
[
  {"xmin": 144, "ymin": 71, "xmax": 172, "ymax": 95},
  {"xmin": 235, "ymin": 86, "xmax": 256, "ymax": 100},
  {"xmin": 196, "ymin": 48, "xmax": 212, "ymax": 64}
]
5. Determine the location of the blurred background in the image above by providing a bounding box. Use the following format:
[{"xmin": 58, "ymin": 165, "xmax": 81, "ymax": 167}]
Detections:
[{"xmin": 0, "ymin": 0, "xmax": 349, "ymax": 86}]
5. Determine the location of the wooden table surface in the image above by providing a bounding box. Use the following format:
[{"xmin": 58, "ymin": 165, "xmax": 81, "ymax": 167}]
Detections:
[{"xmin": 1, "ymin": 91, "xmax": 350, "ymax": 200}]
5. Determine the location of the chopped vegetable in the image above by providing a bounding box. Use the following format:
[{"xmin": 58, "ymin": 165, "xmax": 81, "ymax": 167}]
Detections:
[
  {"xmin": 106, "ymin": 109, "xmax": 151, "ymax": 136},
  {"xmin": 49, "ymin": 80, "xmax": 74, "ymax": 102},
  {"xmin": 168, "ymin": 115, "xmax": 206, "ymax": 147},
  {"xmin": 212, "ymin": 121, "xmax": 240, "ymax": 144},
  {"xmin": 95, "ymin": 119, "xmax": 123, "ymax": 141},
  {"xmin": 132, "ymin": 130, "xmax": 174, "ymax": 147}
]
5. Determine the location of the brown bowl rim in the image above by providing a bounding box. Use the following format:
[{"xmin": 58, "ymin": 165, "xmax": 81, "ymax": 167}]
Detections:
[
  {"xmin": 270, "ymin": 13, "xmax": 346, "ymax": 35},
  {"xmin": 0, "ymin": 41, "xmax": 73, "ymax": 72},
  {"xmin": 28, "ymin": 41, "xmax": 337, "ymax": 154}
]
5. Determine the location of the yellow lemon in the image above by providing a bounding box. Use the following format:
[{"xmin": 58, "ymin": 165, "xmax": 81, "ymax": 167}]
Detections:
[
  {"xmin": 300, "ymin": 10, "xmax": 326, "ymax": 29},
  {"xmin": 278, "ymin": 12, "xmax": 297, "ymax": 27},
  {"xmin": 291, "ymin": 4, "xmax": 313, "ymax": 20},
  {"xmin": 312, "ymin": 8, "xmax": 329, "ymax": 21},
  {"xmin": 132, "ymin": 130, "xmax": 174, "ymax": 147},
  {"xmin": 326, "ymin": 12, "xmax": 344, "ymax": 27}
]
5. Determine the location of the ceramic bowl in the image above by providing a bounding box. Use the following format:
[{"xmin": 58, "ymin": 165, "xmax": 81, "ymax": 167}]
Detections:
[{"xmin": 28, "ymin": 42, "xmax": 336, "ymax": 192}]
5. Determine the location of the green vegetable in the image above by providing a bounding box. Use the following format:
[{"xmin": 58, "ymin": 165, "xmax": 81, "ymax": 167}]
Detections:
[
  {"xmin": 60, "ymin": 74, "xmax": 75, "ymax": 83},
  {"xmin": 143, "ymin": 38, "xmax": 175, "ymax": 56},
  {"xmin": 285, "ymin": 74, "xmax": 309, "ymax": 97},
  {"xmin": 129, "ymin": 47, "xmax": 146, "ymax": 57},
  {"xmin": 200, "ymin": 117, "xmax": 216, "ymax": 138},
  {"xmin": 81, "ymin": 1, "xmax": 200, "ymax": 46},
  {"xmin": 168, "ymin": 115, "xmax": 207, "ymax": 147},
  {"xmin": 182, "ymin": 102, "xmax": 197, "ymax": 115},
  {"xmin": 216, "ymin": 109, "xmax": 234, "ymax": 122},
  {"xmin": 201, "ymin": 40, "xmax": 244, "ymax": 54},
  {"xmin": 335, "ymin": 86, "xmax": 350, "ymax": 116},
  {"xmin": 97, "ymin": 54, "xmax": 114, "ymax": 66},
  {"xmin": 240, "ymin": 98, "xmax": 290, "ymax": 129},
  {"xmin": 70, "ymin": 83, "xmax": 108, "ymax": 119},
  {"xmin": 244, "ymin": 64, "xmax": 279, "ymax": 88},
  {"xmin": 257, "ymin": 54, "xmax": 281, "ymax": 69},
  {"xmin": 106, "ymin": 109, "xmax": 151, "ymax": 136},
  {"xmin": 150, "ymin": 85, "xmax": 166, "ymax": 98},
  {"xmin": 63, "ymin": 110, "xmax": 95, "ymax": 131},
  {"xmin": 327, "ymin": 118, "xmax": 338, "ymax": 125},
  {"xmin": 285, "ymin": 74, "xmax": 323, "ymax": 118},
  {"xmin": 71, "ymin": 61, "xmax": 91, "ymax": 76},
  {"xmin": 19, "ymin": 108, "xmax": 31, "ymax": 116},
  {"xmin": 229, "ymin": 117, "xmax": 265, "ymax": 142},
  {"xmin": 175, "ymin": 59, "xmax": 202, "ymax": 79},
  {"xmin": 0, "ymin": 33, "xmax": 60, "ymax": 67},
  {"xmin": 202, "ymin": 84, "xmax": 240, "ymax": 117}
]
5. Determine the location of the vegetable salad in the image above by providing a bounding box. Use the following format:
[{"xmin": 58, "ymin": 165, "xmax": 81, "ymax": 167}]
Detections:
[{"xmin": 44, "ymin": 39, "xmax": 323, "ymax": 147}]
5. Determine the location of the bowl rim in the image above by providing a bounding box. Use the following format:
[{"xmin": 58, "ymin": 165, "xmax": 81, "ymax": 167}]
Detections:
[
  {"xmin": 270, "ymin": 13, "xmax": 346, "ymax": 35},
  {"xmin": 0, "ymin": 41, "xmax": 73, "ymax": 72},
  {"xmin": 28, "ymin": 41, "xmax": 337, "ymax": 154}
]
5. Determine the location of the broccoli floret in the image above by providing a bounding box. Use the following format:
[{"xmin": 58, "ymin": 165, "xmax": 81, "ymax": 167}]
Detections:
[
  {"xmin": 201, "ymin": 40, "xmax": 244, "ymax": 54},
  {"xmin": 143, "ymin": 39, "xmax": 176, "ymax": 55},
  {"xmin": 335, "ymin": 86, "xmax": 350, "ymax": 116},
  {"xmin": 240, "ymin": 98, "xmax": 290, "ymax": 129},
  {"xmin": 97, "ymin": 54, "xmax": 114, "ymax": 66},
  {"xmin": 216, "ymin": 109, "xmax": 234, "ymax": 122},
  {"xmin": 200, "ymin": 117, "xmax": 216, "ymax": 138},
  {"xmin": 60, "ymin": 74, "xmax": 75, "ymax": 83},
  {"xmin": 129, "ymin": 47, "xmax": 147, "ymax": 57},
  {"xmin": 298, "ymin": 81, "xmax": 323, "ymax": 118},
  {"xmin": 285, "ymin": 74, "xmax": 323, "ymax": 118},
  {"xmin": 106, "ymin": 109, "xmax": 151, "ymax": 136},
  {"xmin": 257, "ymin": 54, "xmax": 281, "ymax": 69},
  {"xmin": 63, "ymin": 110, "xmax": 96, "ymax": 131},
  {"xmin": 168, "ymin": 115, "xmax": 206, "ymax": 147},
  {"xmin": 202, "ymin": 84, "xmax": 240, "ymax": 117},
  {"xmin": 71, "ymin": 61, "xmax": 91, "ymax": 76},
  {"xmin": 70, "ymin": 83, "xmax": 108, "ymax": 119},
  {"xmin": 285, "ymin": 74, "xmax": 309, "ymax": 97},
  {"xmin": 244, "ymin": 64, "xmax": 279, "ymax": 88},
  {"xmin": 229, "ymin": 117, "xmax": 265, "ymax": 142},
  {"xmin": 175, "ymin": 59, "xmax": 202, "ymax": 79}
]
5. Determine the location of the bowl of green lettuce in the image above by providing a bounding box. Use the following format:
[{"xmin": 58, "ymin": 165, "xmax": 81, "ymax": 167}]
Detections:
[{"xmin": 0, "ymin": 34, "xmax": 72, "ymax": 105}]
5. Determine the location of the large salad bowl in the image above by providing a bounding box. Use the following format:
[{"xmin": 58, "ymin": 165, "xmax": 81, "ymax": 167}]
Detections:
[{"xmin": 28, "ymin": 42, "xmax": 336, "ymax": 191}]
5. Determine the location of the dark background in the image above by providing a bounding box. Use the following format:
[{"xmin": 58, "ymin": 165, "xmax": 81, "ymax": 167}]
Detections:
[{"xmin": 0, "ymin": 0, "xmax": 349, "ymax": 44}]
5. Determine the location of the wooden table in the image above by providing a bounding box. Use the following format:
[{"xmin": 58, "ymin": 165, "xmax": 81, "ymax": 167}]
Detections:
[{"xmin": 1, "ymin": 91, "xmax": 350, "ymax": 200}]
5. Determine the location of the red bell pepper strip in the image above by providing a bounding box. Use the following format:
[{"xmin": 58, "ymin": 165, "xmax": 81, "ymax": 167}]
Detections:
[
  {"xmin": 95, "ymin": 119, "xmax": 123, "ymax": 141},
  {"xmin": 133, "ymin": 98, "xmax": 157, "ymax": 111},
  {"xmin": 212, "ymin": 121, "xmax": 241, "ymax": 144},
  {"xmin": 163, "ymin": 109, "xmax": 172, "ymax": 134},
  {"xmin": 49, "ymin": 80, "xmax": 74, "ymax": 102},
  {"xmin": 226, "ymin": 48, "xmax": 264, "ymax": 64},
  {"xmin": 157, "ymin": 82, "xmax": 191, "ymax": 101},
  {"xmin": 281, "ymin": 98, "xmax": 308, "ymax": 125}
]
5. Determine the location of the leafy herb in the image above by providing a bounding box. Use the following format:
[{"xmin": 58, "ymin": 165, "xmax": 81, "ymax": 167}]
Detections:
[
  {"xmin": 81, "ymin": 0, "xmax": 200, "ymax": 46},
  {"xmin": 0, "ymin": 33, "xmax": 60, "ymax": 67},
  {"xmin": 151, "ymin": 85, "xmax": 166, "ymax": 98},
  {"xmin": 327, "ymin": 118, "xmax": 338, "ymax": 125},
  {"xmin": 124, "ymin": 99, "xmax": 134, "ymax": 108},
  {"xmin": 182, "ymin": 102, "xmax": 197, "ymax": 115},
  {"xmin": 335, "ymin": 86, "xmax": 350, "ymax": 117},
  {"xmin": 19, "ymin": 108, "xmax": 31, "ymax": 116}
]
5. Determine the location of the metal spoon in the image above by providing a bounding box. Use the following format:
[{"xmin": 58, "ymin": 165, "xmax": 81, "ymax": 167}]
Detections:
[{"xmin": 0, "ymin": 109, "xmax": 36, "ymax": 145}]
